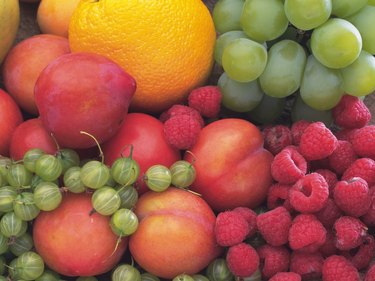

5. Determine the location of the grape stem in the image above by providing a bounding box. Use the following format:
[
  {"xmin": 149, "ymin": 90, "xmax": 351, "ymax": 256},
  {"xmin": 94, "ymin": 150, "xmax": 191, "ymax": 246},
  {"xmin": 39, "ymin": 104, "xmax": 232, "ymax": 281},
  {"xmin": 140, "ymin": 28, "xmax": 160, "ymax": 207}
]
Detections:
[{"xmin": 80, "ymin": 131, "xmax": 105, "ymax": 163}]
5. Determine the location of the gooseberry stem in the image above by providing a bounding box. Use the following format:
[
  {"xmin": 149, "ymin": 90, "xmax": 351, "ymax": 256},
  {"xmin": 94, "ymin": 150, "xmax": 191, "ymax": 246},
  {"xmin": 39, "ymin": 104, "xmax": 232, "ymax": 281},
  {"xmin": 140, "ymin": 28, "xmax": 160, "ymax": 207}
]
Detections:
[{"xmin": 80, "ymin": 131, "xmax": 105, "ymax": 164}]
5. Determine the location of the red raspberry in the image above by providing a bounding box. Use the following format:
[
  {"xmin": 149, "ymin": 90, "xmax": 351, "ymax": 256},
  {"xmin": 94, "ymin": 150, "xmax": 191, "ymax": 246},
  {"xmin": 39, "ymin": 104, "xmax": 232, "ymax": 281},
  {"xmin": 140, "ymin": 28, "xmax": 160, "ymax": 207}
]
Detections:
[
  {"xmin": 263, "ymin": 125, "xmax": 293, "ymax": 155},
  {"xmin": 322, "ymin": 255, "xmax": 360, "ymax": 281},
  {"xmin": 159, "ymin": 104, "xmax": 204, "ymax": 127},
  {"xmin": 288, "ymin": 214, "xmax": 327, "ymax": 253},
  {"xmin": 361, "ymin": 186, "xmax": 375, "ymax": 227},
  {"xmin": 351, "ymin": 125, "xmax": 375, "ymax": 160},
  {"xmin": 289, "ymin": 173, "xmax": 329, "ymax": 213},
  {"xmin": 290, "ymin": 252, "xmax": 324, "ymax": 281},
  {"xmin": 271, "ymin": 146, "xmax": 307, "ymax": 185},
  {"xmin": 233, "ymin": 207, "xmax": 257, "ymax": 238},
  {"xmin": 333, "ymin": 178, "xmax": 371, "ymax": 217},
  {"xmin": 257, "ymin": 244, "xmax": 290, "ymax": 279},
  {"xmin": 266, "ymin": 183, "xmax": 293, "ymax": 212},
  {"xmin": 342, "ymin": 235, "xmax": 375, "ymax": 271},
  {"xmin": 314, "ymin": 198, "xmax": 343, "ymax": 229},
  {"xmin": 291, "ymin": 120, "xmax": 311, "ymax": 146},
  {"xmin": 226, "ymin": 243, "xmax": 259, "ymax": 278},
  {"xmin": 328, "ymin": 140, "xmax": 358, "ymax": 175},
  {"xmin": 163, "ymin": 114, "xmax": 201, "ymax": 150},
  {"xmin": 319, "ymin": 230, "xmax": 338, "ymax": 258},
  {"xmin": 188, "ymin": 85, "xmax": 222, "ymax": 118},
  {"xmin": 315, "ymin": 169, "xmax": 338, "ymax": 196},
  {"xmin": 256, "ymin": 206, "xmax": 292, "ymax": 246},
  {"xmin": 299, "ymin": 122, "xmax": 338, "ymax": 161},
  {"xmin": 269, "ymin": 272, "xmax": 301, "ymax": 281},
  {"xmin": 342, "ymin": 158, "xmax": 375, "ymax": 187},
  {"xmin": 333, "ymin": 216, "xmax": 368, "ymax": 251},
  {"xmin": 334, "ymin": 128, "xmax": 358, "ymax": 142},
  {"xmin": 214, "ymin": 210, "xmax": 250, "ymax": 247},
  {"xmin": 365, "ymin": 263, "xmax": 375, "ymax": 281},
  {"xmin": 332, "ymin": 94, "xmax": 371, "ymax": 129}
]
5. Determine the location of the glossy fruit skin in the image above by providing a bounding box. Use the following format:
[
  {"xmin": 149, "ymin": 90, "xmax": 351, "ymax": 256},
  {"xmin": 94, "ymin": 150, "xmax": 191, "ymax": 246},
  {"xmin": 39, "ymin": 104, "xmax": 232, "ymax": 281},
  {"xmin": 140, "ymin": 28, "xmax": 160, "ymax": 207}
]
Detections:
[
  {"xmin": 185, "ymin": 118, "xmax": 274, "ymax": 211},
  {"xmin": 33, "ymin": 192, "xmax": 127, "ymax": 277},
  {"xmin": 34, "ymin": 52, "xmax": 136, "ymax": 149},
  {"xmin": 0, "ymin": 0, "xmax": 19, "ymax": 63},
  {"xmin": 69, "ymin": 0, "xmax": 216, "ymax": 113},
  {"xmin": 102, "ymin": 113, "xmax": 181, "ymax": 195},
  {"xmin": 0, "ymin": 89, "xmax": 24, "ymax": 157}
]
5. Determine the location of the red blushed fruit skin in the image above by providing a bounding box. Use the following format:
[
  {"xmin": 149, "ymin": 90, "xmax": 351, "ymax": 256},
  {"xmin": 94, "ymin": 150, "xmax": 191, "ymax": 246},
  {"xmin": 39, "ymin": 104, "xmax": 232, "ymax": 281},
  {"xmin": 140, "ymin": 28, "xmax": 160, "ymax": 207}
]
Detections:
[
  {"xmin": 9, "ymin": 118, "xmax": 58, "ymax": 160},
  {"xmin": 129, "ymin": 187, "xmax": 222, "ymax": 279},
  {"xmin": 33, "ymin": 192, "xmax": 127, "ymax": 277},
  {"xmin": 102, "ymin": 113, "xmax": 181, "ymax": 194},
  {"xmin": 185, "ymin": 118, "xmax": 274, "ymax": 212},
  {"xmin": 0, "ymin": 89, "xmax": 23, "ymax": 156},
  {"xmin": 34, "ymin": 52, "xmax": 136, "ymax": 149}
]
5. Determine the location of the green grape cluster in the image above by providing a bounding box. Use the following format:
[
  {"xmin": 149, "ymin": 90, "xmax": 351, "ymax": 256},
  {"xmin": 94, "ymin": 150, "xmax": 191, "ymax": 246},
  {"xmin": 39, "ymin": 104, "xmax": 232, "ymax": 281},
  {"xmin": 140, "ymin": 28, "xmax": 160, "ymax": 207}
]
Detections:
[{"xmin": 213, "ymin": 0, "xmax": 375, "ymax": 124}]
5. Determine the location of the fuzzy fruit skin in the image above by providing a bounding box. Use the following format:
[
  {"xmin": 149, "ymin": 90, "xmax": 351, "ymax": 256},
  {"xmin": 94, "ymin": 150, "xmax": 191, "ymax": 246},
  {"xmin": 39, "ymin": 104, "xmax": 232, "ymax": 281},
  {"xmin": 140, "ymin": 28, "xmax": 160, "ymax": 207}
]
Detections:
[
  {"xmin": 185, "ymin": 118, "xmax": 274, "ymax": 211},
  {"xmin": 33, "ymin": 192, "xmax": 127, "ymax": 276},
  {"xmin": 129, "ymin": 188, "xmax": 222, "ymax": 279}
]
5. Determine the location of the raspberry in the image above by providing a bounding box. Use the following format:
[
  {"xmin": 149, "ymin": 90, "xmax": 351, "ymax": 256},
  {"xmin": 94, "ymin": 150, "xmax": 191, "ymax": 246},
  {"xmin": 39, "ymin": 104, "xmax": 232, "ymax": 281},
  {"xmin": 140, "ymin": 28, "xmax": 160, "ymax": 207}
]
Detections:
[
  {"xmin": 188, "ymin": 85, "xmax": 222, "ymax": 118},
  {"xmin": 365, "ymin": 263, "xmax": 375, "ymax": 281},
  {"xmin": 256, "ymin": 206, "xmax": 292, "ymax": 246},
  {"xmin": 319, "ymin": 230, "xmax": 338, "ymax": 258},
  {"xmin": 333, "ymin": 216, "xmax": 368, "ymax": 251},
  {"xmin": 299, "ymin": 122, "xmax": 338, "ymax": 161},
  {"xmin": 334, "ymin": 128, "xmax": 358, "ymax": 142},
  {"xmin": 328, "ymin": 140, "xmax": 358, "ymax": 175},
  {"xmin": 342, "ymin": 235, "xmax": 375, "ymax": 271},
  {"xmin": 159, "ymin": 104, "xmax": 204, "ymax": 127},
  {"xmin": 263, "ymin": 125, "xmax": 293, "ymax": 155},
  {"xmin": 269, "ymin": 272, "xmax": 301, "ymax": 281},
  {"xmin": 289, "ymin": 173, "xmax": 329, "ymax": 213},
  {"xmin": 266, "ymin": 183, "xmax": 293, "ymax": 212},
  {"xmin": 314, "ymin": 198, "xmax": 343, "ymax": 229},
  {"xmin": 322, "ymin": 255, "xmax": 360, "ymax": 281},
  {"xmin": 226, "ymin": 243, "xmax": 259, "ymax": 278},
  {"xmin": 290, "ymin": 252, "xmax": 324, "ymax": 281},
  {"xmin": 315, "ymin": 169, "xmax": 338, "ymax": 196},
  {"xmin": 257, "ymin": 244, "xmax": 290, "ymax": 279},
  {"xmin": 351, "ymin": 125, "xmax": 375, "ymax": 160},
  {"xmin": 342, "ymin": 158, "xmax": 375, "ymax": 187},
  {"xmin": 333, "ymin": 178, "xmax": 371, "ymax": 217},
  {"xmin": 332, "ymin": 94, "xmax": 371, "ymax": 129},
  {"xmin": 214, "ymin": 210, "xmax": 250, "ymax": 247},
  {"xmin": 288, "ymin": 214, "xmax": 327, "ymax": 253},
  {"xmin": 163, "ymin": 114, "xmax": 201, "ymax": 150},
  {"xmin": 232, "ymin": 207, "xmax": 257, "ymax": 238},
  {"xmin": 291, "ymin": 120, "xmax": 311, "ymax": 146},
  {"xmin": 361, "ymin": 186, "xmax": 375, "ymax": 227},
  {"xmin": 271, "ymin": 146, "xmax": 307, "ymax": 185}
]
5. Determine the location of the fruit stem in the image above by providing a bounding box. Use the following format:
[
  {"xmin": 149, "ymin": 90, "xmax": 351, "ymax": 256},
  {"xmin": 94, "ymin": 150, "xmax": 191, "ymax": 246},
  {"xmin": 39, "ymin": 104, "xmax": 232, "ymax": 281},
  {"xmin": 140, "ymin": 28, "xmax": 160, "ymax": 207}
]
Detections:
[
  {"xmin": 80, "ymin": 131, "xmax": 105, "ymax": 164},
  {"xmin": 120, "ymin": 144, "xmax": 134, "ymax": 159},
  {"xmin": 50, "ymin": 132, "xmax": 61, "ymax": 153},
  {"xmin": 185, "ymin": 150, "xmax": 197, "ymax": 166}
]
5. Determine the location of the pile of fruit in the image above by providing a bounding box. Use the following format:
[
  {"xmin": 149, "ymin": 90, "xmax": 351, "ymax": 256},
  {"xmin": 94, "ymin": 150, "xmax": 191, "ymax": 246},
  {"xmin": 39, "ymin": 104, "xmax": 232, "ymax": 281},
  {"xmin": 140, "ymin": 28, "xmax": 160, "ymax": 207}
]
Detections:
[{"xmin": 0, "ymin": 0, "xmax": 375, "ymax": 280}]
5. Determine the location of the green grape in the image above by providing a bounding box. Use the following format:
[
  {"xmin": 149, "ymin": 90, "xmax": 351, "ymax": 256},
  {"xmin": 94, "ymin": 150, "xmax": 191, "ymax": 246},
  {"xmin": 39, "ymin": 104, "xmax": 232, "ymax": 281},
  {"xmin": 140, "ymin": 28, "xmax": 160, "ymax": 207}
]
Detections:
[
  {"xmin": 9, "ymin": 232, "xmax": 34, "ymax": 256},
  {"xmin": 311, "ymin": 18, "xmax": 362, "ymax": 69},
  {"xmin": 56, "ymin": 148, "xmax": 80, "ymax": 174},
  {"xmin": 80, "ymin": 160, "xmax": 110, "ymax": 190},
  {"xmin": 23, "ymin": 148, "xmax": 45, "ymax": 173},
  {"xmin": 340, "ymin": 50, "xmax": 375, "ymax": 97},
  {"xmin": 222, "ymin": 38, "xmax": 267, "ymax": 83},
  {"xmin": 300, "ymin": 55, "xmax": 344, "ymax": 110},
  {"xmin": 141, "ymin": 273, "xmax": 160, "ymax": 281},
  {"xmin": 63, "ymin": 166, "xmax": 86, "ymax": 193},
  {"xmin": 35, "ymin": 154, "xmax": 63, "ymax": 182},
  {"xmin": 284, "ymin": 0, "xmax": 332, "ymax": 30},
  {"xmin": 347, "ymin": 5, "xmax": 375, "ymax": 55},
  {"xmin": 13, "ymin": 192, "xmax": 40, "ymax": 221},
  {"xmin": 291, "ymin": 94, "xmax": 333, "ymax": 127},
  {"xmin": 173, "ymin": 274, "xmax": 194, "ymax": 281},
  {"xmin": 192, "ymin": 275, "xmax": 209, "ymax": 281},
  {"xmin": 0, "ymin": 232, "xmax": 9, "ymax": 254},
  {"xmin": 117, "ymin": 185, "xmax": 138, "ymax": 209},
  {"xmin": 6, "ymin": 163, "xmax": 33, "ymax": 188},
  {"xmin": 247, "ymin": 94, "xmax": 286, "ymax": 125},
  {"xmin": 15, "ymin": 251, "xmax": 45, "ymax": 280},
  {"xmin": 0, "ymin": 212, "xmax": 27, "ymax": 238},
  {"xmin": 169, "ymin": 160, "xmax": 196, "ymax": 188},
  {"xmin": 110, "ymin": 157, "xmax": 140, "ymax": 186},
  {"xmin": 76, "ymin": 277, "xmax": 98, "ymax": 281},
  {"xmin": 218, "ymin": 72, "xmax": 264, "ymax": 112},
  {"xmin": 331, "ymin": 0, "xmax": 367, "ymax": 18},
  {"xmin": 0, "ymin": 185, "xmax": 17, "ymax": 212},
  {"xmin": 0, "ymin": 256, "xmax": 5, "ymax": 275},
  {"xmin": 144, "ymin": 165, "xmax": 172, "ymax": 192},
  {"xmin": 35, "ymin": 270, "xmax": 61, "ymax": 281},
  {"xmin": 240, "ymin": 0, "xmax": 288, "ymax": 42},
  {"xmin": 212, "ymin": 0, "xmax": 244, "ymax": 34},
  {"xmin": 214, "ymin": 30, "xmax": 249, "ymax": 66},
  {"xmin": 34, "ymin": 182, "xmax": 62, "ymax": 211},
  {"xmin": 112, "ymin": 264, "xmax": 141, "ymax": 281},
  {"xmin": 259, "ymin": 40, "xmax": 307, "ymax": 98},
  {"xmin": 92, "ymin": 187, "xmax": 121, "ymax": 216},
  {"xmin": 110, "ymin": 208, "xmax": 139, "ymax": 236},
  {"xmin": 206, "ymin": 258, "xmax": 234, "ymax": 281}
]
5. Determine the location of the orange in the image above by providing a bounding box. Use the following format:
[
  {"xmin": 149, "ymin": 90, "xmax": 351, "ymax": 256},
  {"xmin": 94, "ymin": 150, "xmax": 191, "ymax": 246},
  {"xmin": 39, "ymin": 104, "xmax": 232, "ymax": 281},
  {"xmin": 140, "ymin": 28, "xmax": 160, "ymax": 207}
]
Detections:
[
  {"xmin": 37, "ymin": 0, "xmax": 81, "ymax": 38},
  {"xmin": 69, "ymin": 0, "xmax": 216, "ymax": 114}
]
